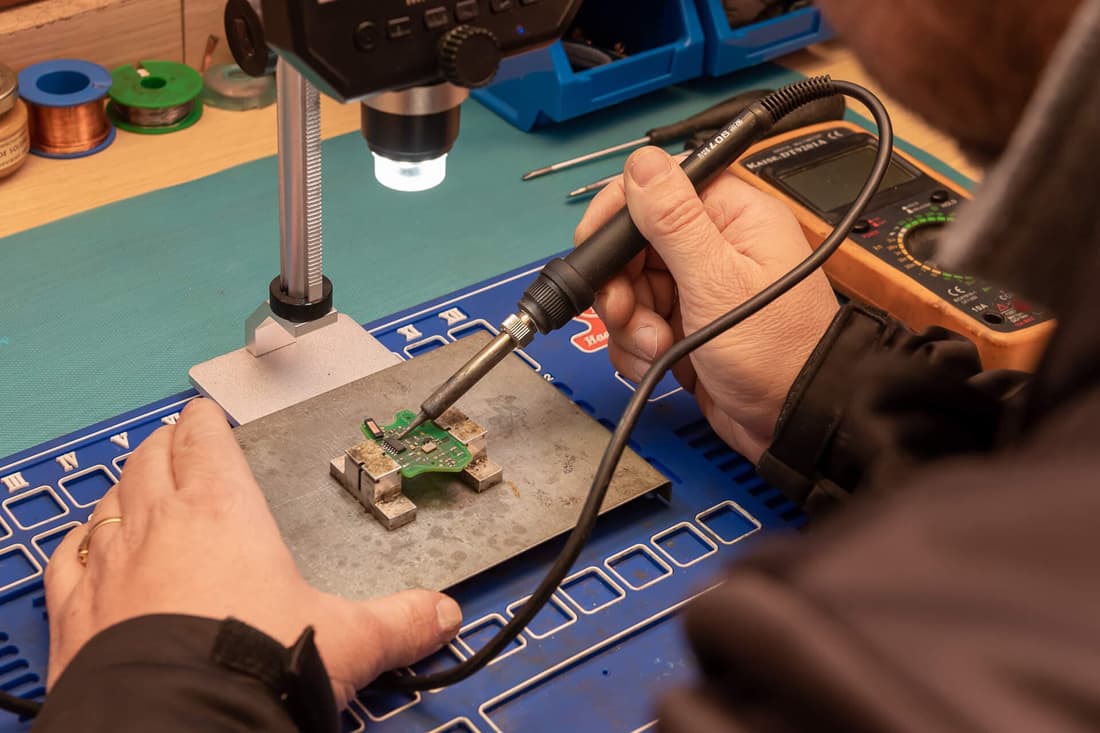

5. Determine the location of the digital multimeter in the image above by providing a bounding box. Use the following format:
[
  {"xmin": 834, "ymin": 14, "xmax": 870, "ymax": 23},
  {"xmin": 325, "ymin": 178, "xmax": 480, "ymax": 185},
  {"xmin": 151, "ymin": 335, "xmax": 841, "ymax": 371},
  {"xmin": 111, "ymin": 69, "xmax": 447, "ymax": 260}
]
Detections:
[{"xmin": 733, "ymin": 121, "xmax": 1054, "ymax": 370}]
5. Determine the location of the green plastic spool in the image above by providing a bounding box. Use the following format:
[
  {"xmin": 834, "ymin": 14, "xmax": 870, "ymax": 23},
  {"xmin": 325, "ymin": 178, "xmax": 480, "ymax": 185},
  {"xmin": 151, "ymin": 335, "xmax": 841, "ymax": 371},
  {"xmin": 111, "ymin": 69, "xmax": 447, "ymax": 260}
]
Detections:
[{"xmin": 108, "ymin": 60, "xmax": 203, "ymax": 134}]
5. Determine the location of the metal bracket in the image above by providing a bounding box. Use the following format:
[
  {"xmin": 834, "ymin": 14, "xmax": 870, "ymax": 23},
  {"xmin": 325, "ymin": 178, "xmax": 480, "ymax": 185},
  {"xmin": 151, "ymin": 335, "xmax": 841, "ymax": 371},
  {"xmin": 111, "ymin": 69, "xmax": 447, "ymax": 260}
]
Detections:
[
  {"xmin": 329, "ymin": 442, "xmax": 415, "ymax": 530},
  {"xmin": 246, "ymin": 303, "xmax": 338, "ymax": 357},
  {"xmin": 330, "ymin": 408, "xmax": 502, "ymax": 530}
]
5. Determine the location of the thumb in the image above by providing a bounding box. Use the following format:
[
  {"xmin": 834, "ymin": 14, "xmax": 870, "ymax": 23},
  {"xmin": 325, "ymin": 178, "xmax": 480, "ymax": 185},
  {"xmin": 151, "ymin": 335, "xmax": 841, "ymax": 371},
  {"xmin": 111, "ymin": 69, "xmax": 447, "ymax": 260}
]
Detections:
[
  {"xmin": 623, "ymin": 147, "xmax": 738, "ymax": 281},
  {"xmin": 334, "ymin": 590, "xmax": 462, "ymax": 691}
]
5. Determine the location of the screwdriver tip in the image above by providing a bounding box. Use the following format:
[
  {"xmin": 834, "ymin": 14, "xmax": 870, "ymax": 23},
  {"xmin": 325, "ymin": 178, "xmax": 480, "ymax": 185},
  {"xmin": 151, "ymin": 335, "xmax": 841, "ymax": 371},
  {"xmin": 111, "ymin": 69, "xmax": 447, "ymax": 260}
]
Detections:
[
  {"xmin": 522, "ymin": 168, "xmax": 551, "ymax": 181},
  {"xmin": 566, "ymin": 187, "xmax": 589, "ymax": 200}
]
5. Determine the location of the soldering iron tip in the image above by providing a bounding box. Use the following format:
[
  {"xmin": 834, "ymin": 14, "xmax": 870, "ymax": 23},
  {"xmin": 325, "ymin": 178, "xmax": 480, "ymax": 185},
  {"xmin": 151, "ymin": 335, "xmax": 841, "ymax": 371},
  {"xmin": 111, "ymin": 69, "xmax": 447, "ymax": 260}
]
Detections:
[{"xmin": 399, "ymin": 413, "xmax": 429, "ymax": 439}]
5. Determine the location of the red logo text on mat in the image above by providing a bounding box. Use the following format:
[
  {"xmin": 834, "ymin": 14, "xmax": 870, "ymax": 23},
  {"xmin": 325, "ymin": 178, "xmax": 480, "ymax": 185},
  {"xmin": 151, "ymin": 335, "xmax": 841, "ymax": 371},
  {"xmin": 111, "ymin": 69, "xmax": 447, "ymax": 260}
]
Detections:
[{"xmin": 570, "ymin": 309, "xmax": 609, "ymax": 353}]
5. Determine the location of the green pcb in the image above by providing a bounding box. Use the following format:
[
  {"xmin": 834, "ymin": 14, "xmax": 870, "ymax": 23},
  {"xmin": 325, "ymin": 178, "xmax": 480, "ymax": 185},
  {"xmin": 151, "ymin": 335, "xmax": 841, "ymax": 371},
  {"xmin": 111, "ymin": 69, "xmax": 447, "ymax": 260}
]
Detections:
[{"xmin": 361, "ymin": 410, "xmax": 473, "ymax": 479}]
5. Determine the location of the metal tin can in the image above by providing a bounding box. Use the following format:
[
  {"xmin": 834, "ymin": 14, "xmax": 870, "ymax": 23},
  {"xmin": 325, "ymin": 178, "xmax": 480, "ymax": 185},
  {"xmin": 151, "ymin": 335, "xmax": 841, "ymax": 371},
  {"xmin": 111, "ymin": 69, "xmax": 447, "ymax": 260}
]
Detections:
[{"xmin": 0, "ymin": 63, "xmax": 30, "ymax": 178}]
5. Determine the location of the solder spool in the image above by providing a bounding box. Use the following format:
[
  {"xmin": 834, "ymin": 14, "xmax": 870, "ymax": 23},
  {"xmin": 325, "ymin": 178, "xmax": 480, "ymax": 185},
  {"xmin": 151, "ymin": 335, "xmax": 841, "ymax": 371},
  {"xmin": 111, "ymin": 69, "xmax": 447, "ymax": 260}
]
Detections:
[
  {"xmin": 108, "ymin": 61, "xmax": 203, "ymax": 134},
  {"xmin": 202, "ymin": 63, "xmax": 276, "ymax": 111},
  {"xmin": 18, "ymin": 59, "xmax": 115, "ymax": 158},
  {"xmin": 0, "ymin": 63, "xmax": 30, "ymax": 178}
]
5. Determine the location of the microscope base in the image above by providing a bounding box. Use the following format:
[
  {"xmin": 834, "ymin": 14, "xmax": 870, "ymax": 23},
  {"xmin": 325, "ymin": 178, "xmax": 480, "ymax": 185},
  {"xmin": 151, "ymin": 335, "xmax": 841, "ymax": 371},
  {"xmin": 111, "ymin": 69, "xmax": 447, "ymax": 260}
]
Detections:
[{"xmin": 189, "ymin": 313, "xmax": 399, "ymax": 425}]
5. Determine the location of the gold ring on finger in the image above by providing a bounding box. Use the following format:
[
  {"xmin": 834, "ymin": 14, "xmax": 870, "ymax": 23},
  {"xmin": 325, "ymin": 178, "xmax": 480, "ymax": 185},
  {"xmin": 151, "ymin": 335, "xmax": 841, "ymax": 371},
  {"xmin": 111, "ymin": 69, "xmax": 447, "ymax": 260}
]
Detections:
[{"xmin": 77, "ymin": 516, "xmax": 122, "ymax": 566}]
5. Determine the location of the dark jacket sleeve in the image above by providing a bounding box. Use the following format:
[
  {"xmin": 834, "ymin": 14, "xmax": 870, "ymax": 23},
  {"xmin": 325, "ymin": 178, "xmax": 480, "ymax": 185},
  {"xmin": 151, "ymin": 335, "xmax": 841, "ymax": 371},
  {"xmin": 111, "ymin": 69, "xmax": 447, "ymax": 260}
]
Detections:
[
  {"xmin": 657, "ymin": 304, "xmax": 1100, "ymax": 732},
  {"xmin": 659, "ymin": 384, "xmax": 1100, "ymax": 733},
  {"xmin": 757, "ymin": 304, "xmax": 1029, "ymax": 515},
  {"xmin": 33, "ymin": 615, "xmax": 336, "ymax": 733}
]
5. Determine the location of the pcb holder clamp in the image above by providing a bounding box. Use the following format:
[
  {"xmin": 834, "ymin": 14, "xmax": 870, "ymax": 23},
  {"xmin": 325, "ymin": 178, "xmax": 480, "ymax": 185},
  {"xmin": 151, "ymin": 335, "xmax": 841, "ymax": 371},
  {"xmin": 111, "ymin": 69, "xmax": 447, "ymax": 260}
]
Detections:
[
  {"xmin": 330, "ymin": 407, "xmax": 503, "ymax": 530},
  {"xmin": 190, "ymin": 58, "xmax": 397, "ymax": 425}
]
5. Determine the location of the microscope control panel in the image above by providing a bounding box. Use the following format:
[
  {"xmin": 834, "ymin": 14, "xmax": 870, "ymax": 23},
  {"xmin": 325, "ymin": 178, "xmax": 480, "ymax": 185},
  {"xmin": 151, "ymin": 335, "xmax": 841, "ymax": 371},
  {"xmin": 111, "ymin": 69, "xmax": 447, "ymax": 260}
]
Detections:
[{"xmin": 259, "ymin": 0, "xmax": 582, "ymax": 100}]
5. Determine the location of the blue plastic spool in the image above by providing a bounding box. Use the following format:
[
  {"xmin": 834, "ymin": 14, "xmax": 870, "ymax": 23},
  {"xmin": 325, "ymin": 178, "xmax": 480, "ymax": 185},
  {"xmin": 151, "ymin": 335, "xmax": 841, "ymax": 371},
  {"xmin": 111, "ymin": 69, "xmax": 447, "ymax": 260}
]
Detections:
[
  {"xmin": 696, "ymin": 1, "xmax": 833, "ymax": 77},
  {"xmin": 18, "ymin": 59, "xmax": 116, "ymax": 159},
  {"xmin": 473, "ymin": 0, "xmax": 706, "ymax": 131}
]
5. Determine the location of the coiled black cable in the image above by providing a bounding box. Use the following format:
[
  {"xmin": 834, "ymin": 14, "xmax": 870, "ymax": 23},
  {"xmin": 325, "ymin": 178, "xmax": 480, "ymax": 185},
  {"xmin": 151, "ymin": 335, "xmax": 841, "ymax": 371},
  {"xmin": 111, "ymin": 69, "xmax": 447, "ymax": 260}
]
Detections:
[{"xmin": 383, "ymin": 78, "xmax": 893, "ymax": 692}]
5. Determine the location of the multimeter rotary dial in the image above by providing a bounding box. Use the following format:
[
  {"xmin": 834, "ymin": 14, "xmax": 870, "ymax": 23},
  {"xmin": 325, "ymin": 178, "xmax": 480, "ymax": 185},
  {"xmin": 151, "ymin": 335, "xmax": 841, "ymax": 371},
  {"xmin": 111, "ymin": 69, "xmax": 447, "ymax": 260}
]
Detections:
[{"xmin": 888, "ymin": 212, "xmax": 969, "ymax": 280}]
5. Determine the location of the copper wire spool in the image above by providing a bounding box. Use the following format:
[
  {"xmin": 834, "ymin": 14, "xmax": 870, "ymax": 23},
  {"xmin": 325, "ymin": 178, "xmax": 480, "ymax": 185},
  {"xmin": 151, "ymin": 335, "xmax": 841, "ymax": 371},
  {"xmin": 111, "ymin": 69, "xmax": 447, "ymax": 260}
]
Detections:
[
  {"xmin": 18, "ymin": 59, "xmax": 115, "ymax": 159},
  {"xmin": 26, "ymin": 99, "xmax": 112, "ymax": 155}
]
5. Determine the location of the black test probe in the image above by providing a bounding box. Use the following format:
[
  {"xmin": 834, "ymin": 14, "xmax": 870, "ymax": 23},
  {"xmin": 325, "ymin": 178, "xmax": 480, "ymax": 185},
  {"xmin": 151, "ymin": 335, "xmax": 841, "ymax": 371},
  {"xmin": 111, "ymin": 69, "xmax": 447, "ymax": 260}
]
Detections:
[{"xmin": 384, "ymin": 77, "xmax": 893, "ymax": 692}]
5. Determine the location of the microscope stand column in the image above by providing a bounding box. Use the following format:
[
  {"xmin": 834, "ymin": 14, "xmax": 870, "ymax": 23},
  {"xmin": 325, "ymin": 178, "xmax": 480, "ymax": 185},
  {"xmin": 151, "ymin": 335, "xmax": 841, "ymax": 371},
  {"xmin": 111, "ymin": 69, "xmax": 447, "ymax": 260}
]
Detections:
[
  {"xmin": 246, "ymin": 58, "xmax": 336, "ymax": 356},
  {"xmin": 189, "ymin": 59, "xmax": 398, "ymax": 426}
]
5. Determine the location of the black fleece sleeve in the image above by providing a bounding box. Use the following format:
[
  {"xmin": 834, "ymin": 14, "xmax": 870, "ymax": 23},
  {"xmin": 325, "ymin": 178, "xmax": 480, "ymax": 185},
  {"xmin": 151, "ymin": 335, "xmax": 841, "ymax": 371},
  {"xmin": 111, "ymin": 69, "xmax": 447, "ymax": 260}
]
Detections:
[
  {"xmin": 757, "ymin": 304, "xmax": 1029, "ymax": 515},
  {"xmin": 32, "ymin": 615, "xmax": 338, "ymax": 733},
  {"xmin": 658, "ymin": 385, "xmax": 1100, "ymax": 733}
]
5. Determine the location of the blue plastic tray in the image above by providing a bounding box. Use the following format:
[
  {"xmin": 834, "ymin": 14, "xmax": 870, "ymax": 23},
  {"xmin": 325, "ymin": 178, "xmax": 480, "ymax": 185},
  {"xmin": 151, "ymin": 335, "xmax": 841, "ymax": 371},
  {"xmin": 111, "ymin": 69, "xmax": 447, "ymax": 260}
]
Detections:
[
  {"xmin": 697, "ymin": 1, "xmax": 833, "ymax": 77},
  {"xmin": 473, "ymin": 0, "xmax": 706, "ymax": 130}
]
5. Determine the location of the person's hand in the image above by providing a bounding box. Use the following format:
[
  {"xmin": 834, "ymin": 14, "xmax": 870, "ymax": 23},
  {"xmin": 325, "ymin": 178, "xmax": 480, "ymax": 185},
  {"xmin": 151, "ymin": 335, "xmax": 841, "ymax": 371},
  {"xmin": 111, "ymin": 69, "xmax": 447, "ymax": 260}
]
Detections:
[
  {"xmin": 44, "ymin": 398, "xmax": 462, "ymax": 707},
  {"xmin": 576, "ymin": 147, "xmax": 839, "ymax": 461}
]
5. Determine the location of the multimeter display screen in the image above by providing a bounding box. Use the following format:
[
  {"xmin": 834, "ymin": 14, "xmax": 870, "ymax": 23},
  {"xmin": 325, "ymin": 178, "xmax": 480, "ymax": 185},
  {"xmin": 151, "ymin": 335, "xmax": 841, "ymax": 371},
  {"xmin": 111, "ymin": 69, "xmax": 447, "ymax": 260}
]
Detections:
[{"xmin": 778, "ymin": 146, "xmax": 916, "ymax": 213}]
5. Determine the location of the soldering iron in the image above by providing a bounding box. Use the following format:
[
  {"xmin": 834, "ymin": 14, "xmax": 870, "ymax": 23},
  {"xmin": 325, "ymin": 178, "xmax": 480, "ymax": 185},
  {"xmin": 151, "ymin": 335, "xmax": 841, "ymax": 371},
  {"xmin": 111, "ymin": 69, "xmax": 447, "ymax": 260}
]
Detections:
[{"xmin": 403, "ymin": 77, "xmax": 856, "ymax": 438}]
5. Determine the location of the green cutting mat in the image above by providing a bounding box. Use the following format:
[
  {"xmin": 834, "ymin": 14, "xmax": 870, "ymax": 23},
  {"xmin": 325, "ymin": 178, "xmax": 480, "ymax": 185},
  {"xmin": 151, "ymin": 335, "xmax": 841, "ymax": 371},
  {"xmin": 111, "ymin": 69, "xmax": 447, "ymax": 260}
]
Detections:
[{"xmin": 0, "ymin": 65, "xmax": 970, "ymax": 458}]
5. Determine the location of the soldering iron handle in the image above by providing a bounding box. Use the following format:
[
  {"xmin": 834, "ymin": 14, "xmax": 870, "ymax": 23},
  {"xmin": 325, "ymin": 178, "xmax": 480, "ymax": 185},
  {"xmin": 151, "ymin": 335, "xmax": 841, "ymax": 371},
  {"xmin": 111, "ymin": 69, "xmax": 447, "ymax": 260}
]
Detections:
[
  {"xmin": 682, "ymin": 94, "xmax": 847, "ymax": 150},
  {"xmin": 645, "ymin": 89, "xmax": 770, "ymax": 146},
  {"xmin": 650, "ymin": 91, "xmax": 844, "ymax": 148},
  {"xmin": 517, "ymin": 76, "xmax": 840, "ymax": 335},
  {"xmin": 518, "ymin": 103, "xmax": 775, "ymax": 334}
]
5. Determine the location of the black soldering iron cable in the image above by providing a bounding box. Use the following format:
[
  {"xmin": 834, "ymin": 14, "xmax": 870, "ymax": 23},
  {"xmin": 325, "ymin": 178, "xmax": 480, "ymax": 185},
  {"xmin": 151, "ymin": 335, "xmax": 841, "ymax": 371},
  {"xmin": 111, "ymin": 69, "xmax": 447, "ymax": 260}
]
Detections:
[
  {"xmin": 0, "ymin": 81, "xmax": 891, "ymax": 718},
  {"xmin": 382, "ymin": 79, "xmax": 894, "ymax": 693},
  {"xmin": 0, "ymin": 690, "xmax": 41, "ymax": 718}
]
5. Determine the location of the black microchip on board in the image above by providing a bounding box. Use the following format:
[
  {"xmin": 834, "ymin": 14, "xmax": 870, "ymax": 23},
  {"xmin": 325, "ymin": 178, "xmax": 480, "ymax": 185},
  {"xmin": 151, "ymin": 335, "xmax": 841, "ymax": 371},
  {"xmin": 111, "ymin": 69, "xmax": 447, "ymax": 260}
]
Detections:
[
  {"xmin": 383, "ymin": 437, "xmax": 407, "ymax": 454},
  {"xmin": 364, "ymin": 417, "xmax": 384, "ymax": 440}
]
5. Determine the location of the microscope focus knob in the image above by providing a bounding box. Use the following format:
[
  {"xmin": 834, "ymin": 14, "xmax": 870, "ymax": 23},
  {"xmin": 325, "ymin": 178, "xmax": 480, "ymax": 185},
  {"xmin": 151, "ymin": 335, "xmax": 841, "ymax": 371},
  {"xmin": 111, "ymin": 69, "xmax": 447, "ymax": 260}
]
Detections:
[{"xmin": 439, "ymin": 25, "xmax": 501, "ymax": 89}]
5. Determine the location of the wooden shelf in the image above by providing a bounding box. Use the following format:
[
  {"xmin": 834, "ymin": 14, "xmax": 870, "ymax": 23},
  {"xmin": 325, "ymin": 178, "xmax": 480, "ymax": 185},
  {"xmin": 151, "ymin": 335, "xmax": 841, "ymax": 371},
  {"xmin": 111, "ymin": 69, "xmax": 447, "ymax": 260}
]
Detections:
[{"xmin": 0, "ymin": 42, "xmax": 979, "ymax": 240}]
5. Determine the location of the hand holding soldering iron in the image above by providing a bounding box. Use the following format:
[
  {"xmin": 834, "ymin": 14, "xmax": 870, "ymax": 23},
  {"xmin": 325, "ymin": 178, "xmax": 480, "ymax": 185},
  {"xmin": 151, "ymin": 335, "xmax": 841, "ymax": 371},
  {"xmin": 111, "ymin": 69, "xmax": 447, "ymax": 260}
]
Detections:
[{"xmin": 576, "ymin": 146, "xmax": 838, "ymax": 461}]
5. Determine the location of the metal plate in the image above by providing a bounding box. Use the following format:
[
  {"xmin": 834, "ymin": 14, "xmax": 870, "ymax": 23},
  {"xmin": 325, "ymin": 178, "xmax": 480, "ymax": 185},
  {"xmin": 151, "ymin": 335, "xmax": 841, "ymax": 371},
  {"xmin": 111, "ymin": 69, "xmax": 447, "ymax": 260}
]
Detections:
[{"xmin": 235, "ymin": 332, "xmax": 671, "ymax": 600}]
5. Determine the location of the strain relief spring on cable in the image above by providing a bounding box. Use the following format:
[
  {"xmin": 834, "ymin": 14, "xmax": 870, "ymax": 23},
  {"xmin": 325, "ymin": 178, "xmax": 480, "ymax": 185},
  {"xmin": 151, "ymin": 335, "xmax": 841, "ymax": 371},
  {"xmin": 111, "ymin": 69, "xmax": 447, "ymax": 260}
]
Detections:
[{"xmin": 759, "ymin": 75, "xmax": 835, "ymax": 122}]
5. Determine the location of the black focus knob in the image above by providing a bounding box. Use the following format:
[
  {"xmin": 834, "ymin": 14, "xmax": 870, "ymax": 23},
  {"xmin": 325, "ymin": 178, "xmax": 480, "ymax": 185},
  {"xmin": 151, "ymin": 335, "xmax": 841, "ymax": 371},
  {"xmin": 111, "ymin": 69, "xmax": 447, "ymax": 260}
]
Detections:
[
  {"xmin": 224, "ymin": 0, "xmax": 276, "ymax": 77},
  {"xmin": 439, "ymin": 25, "xmax": 501, "ymax": 89}
]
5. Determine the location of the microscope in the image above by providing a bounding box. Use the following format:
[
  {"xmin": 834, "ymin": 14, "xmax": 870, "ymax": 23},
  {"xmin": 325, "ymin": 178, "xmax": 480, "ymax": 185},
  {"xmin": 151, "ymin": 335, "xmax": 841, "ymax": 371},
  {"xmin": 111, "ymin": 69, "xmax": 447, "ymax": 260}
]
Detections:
[{"xmin": 190, "ymin": 0, "xmax": 582, "ymax": 424}]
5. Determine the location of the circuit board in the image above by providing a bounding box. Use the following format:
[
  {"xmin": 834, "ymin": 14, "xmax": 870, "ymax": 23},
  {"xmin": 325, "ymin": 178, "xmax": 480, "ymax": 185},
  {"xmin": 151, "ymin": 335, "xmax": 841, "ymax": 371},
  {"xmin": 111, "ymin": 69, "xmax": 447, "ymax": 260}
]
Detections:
[
  {"xmin": 0, "ymin": 255, "xmax": 806, "ymax": 732},
  {"xmin": 362, "ymin": 411, "xmax": 473, "ymax": 479}
]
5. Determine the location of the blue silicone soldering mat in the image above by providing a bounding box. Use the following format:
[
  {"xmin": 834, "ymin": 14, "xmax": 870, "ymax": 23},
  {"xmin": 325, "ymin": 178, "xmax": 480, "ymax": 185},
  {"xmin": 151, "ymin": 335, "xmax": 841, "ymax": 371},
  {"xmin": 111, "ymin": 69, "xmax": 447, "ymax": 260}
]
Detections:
[{"xmin": 0, "ymin": 63, "xmax": 974, "ymax": 731}]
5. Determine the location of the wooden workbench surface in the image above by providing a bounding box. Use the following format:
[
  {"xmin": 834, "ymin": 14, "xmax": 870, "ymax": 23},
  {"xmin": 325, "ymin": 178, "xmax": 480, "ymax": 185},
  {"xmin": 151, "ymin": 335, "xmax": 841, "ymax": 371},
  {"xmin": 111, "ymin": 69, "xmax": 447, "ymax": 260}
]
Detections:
[{"xmin": 0, "ymin": 42, "xmax": 976, "ymax": 240}]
